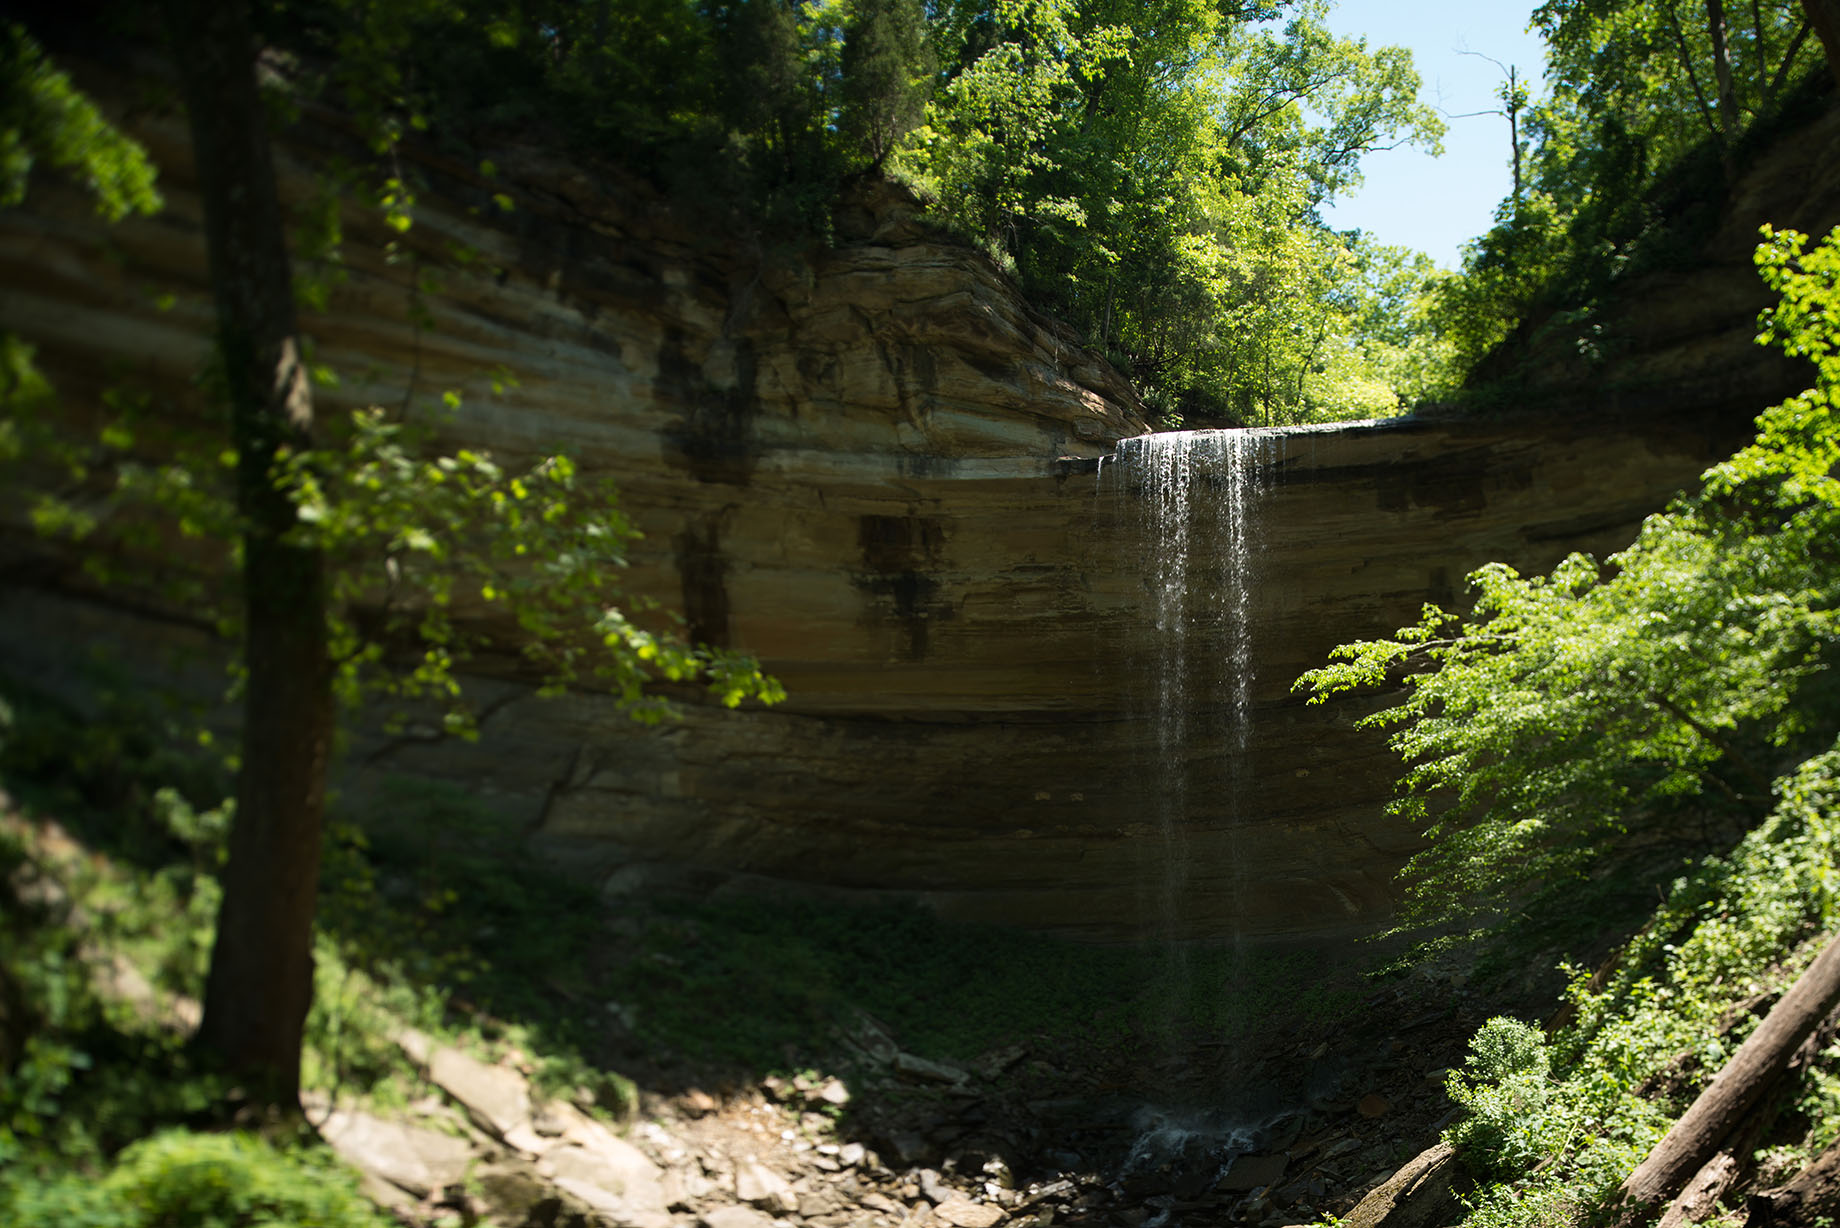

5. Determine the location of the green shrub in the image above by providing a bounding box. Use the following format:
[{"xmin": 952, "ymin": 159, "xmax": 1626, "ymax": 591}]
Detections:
[
  {"xmin": 1442, "ymin": 741, "xmax": 1840, "ymax": 1226},
  {"xmin": 1465, "ymin": 1017, "xmax": 1550, "ymax": 1082},
  {"xmin": 0, "ymin": 1130, "xmax": 390, "ymax": 1228},
  {"xmin": 1446, "ymin": 1018, "xmax": 1557, "ymax": 1178}
]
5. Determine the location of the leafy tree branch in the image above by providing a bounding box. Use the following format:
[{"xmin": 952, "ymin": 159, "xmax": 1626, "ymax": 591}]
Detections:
[{"xmin": 1299, "ymin": 225, "xmax": 1840, "ymax": 930}]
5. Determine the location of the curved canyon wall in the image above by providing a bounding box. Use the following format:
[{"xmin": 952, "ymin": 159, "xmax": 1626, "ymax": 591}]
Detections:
[{"xmin": 1, "ymin": 74, "xmax": 1831, "ymax": 942}]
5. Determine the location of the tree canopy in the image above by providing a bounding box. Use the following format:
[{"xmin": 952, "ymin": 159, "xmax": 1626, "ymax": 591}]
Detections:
[
  {"xmin": 1427, "ymin": 0, "xmax": 1826, "ymax": 381},
  {"xmin": 246, "ymin": 0, "xmax": 1446, "ymax": 425},
  {"xmin": 894, "ymin": 0, "xmax": 1446, "ymax": 423},
  {"xmin": 1299, "ymin": 223, "xmax": 1840, "ymax": 931}
]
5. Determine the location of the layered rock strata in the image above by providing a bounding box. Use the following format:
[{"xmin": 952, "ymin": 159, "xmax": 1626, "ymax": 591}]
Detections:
[
  {"xmin": 0, "ymin": 72, "xmax": 1821, "ymax": 941},
  {"xmin": 1468, "ymin": 79, "xmax": 1840, "ymax": 416}
]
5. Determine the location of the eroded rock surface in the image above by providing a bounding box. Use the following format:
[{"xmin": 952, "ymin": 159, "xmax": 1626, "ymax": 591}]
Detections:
[{"xmin": 2, "ymin": 65, "xmax": 1832, "ymax": 942}]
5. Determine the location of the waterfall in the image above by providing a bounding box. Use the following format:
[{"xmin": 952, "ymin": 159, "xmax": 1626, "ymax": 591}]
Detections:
[
  {"xmin": 1128, "ymin": 431, "xmax": 1201, "ymax": 959},
  {"xmin": 1113, "ymin": 428, "xmax": 1274, "ymax": 957},
  {"xmin": 1099, "ymin": 427, "xmax": 1280, "ymax": 1196}
]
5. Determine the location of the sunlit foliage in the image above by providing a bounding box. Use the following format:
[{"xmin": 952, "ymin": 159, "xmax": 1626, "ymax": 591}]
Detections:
[
  {"xmin": 1299, "ymin": 225, "xmax": 1840, "ymax": 925},
  {"xmin": 0, "ymin": 24, "xmax": 159, "ymax": 222},
  {"xmin": 11, "ymin": 391, "xmax": 785, "ymax": 732},
  {"xmin": 256, "ymin": 0, "xmax": 1448, "ymax": 424},
  {"xmin": 1440, "ymin": 746, "xmax": 1840, "ymax": 1227},
  {"xmin": 1428, "ymin": 0, "xmax": 1824, "ymax": 379},
  {"xmin": 896, "ymin": 0, "xmax": 1447, "ymax": 423}
]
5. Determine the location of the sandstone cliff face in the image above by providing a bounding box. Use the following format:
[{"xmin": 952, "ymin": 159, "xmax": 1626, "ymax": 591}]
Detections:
[
  {"xmin": 0, "ymin": 76, "xmax": 1822, "ymax": 942},
  {"xmin": 1469, "ymin": 83, "xmax": 1840, "ymax": 416}
]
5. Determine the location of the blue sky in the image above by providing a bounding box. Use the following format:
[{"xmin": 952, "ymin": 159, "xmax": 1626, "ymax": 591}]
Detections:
[{"xmin": 1317, "ymin": 0, "xmax": 1549, "ymax": 268}]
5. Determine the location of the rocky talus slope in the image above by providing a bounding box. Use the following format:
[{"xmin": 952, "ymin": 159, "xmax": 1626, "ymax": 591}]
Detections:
[{"xmin": 4, "ymin": 802, "xmax": 1492, "ymax": 1228}]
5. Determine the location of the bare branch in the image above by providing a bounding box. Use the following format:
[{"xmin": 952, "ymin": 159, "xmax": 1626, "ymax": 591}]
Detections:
[
  {"xmin": 1456, "ymin": 48, "xmax": 1513, "ymax": 75},
  {"xmin": 1639, "ymin": 683, "xmax": 1769, "ymax": 791},
  {"xmin": 1766, "ymin": 18, "xmax": 1814, "ymax": 97}
]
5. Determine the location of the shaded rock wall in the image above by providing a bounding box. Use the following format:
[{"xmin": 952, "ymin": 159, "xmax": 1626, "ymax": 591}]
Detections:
[
  {"xmin": 0, "ymin": 76, "xmax": 1823, "ymax": 942},
  {"xmin": 1468, "ymin": 81, "xmax": 1840, "ymax": 416}
]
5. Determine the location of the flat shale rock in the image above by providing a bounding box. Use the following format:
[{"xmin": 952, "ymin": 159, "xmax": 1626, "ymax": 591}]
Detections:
[
  {"xmin": 547, "ymin": 1141, "xmax": 669, "ymax": 1212},
  {"xmin": 426, "ymin": 1045, "xmax": 531, "ymax": 1141},
  {"xmin": 734, "ymin": 1157, "xmax": 798, "ymax": 1212},
  {"xmin": 1222, "ymin": 1153, "xmax": 1289, "ymax": 1192},
  {"xmin": 313, "ymin": 1104, "xmax": 472, "ymax": 1199},
  {"xmin": 700, "ymin": 1207, "xmax": 777, "ymax": 1228},
  {"xmin": 934, "ymin": 1197, "xmax": 1005, "ymax": 1227}
]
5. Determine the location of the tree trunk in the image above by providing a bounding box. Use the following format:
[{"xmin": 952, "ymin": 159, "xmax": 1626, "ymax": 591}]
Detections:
[
  {"xmin": 1506, "ymin": 65, "xmax": 1523, "ymax": 218},
  {"xmin": 1663, "ymin": 0, "xmax": 1727, "ymax": 154},
  {"xmin": 1706, "ymin": 0, "xmax": 1740, "ymax": 139},
  {"xmin": 1344, "ymin": 1141, "xmax": 1469, "ymax": 1228},
  {"xmin": 1751, "ymin": 0, "xmax": 1771, "ymax": 82},
  {"xmin": 1656, "ymin": 1150, "xmax": 1738, "ymax": 1228},
  {"xmin": 1801, "ymin": 0, "xmax": 1840, "ymax": 88},
  {"xmin": 1617, "ymin": 931, "xmax": 1840, "ymax": 1225},
  {"xmin": 165, "ymin": 0, "xmax": 333, "ymax": 1111},
  {"xmin": 1749, "ymin": 1138, "xmax": 1840, "ymax": 1227}
]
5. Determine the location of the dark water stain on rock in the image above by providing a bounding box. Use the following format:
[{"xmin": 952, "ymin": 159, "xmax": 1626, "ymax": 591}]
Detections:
[
  {"xmin": 658, "ymin": 327, "xmax": 761, "ymax": 486},
  {"xmin": 855, "ymin": 514, "xmax": 953, "ymax": 661},
  {"xmin": 1427, "ymin": 566, "xmax": 1456, "ymax": 610},
  {"xmin": 1366, "ymin": 443, "xmax": 1533, "ymax": 520},
  {"xmin": 674, "ymin": 512, "xmax": 732, "ymax": 649}
]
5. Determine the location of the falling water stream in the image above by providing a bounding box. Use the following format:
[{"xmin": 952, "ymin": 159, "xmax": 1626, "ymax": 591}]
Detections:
[
  {"xmin": 1103, "ymin": 428, "xmax": 1282, "ymax": 1206},
  {"xmin": 1115, "ymin": 429, "xmax": 1274, "ymax": 964}
]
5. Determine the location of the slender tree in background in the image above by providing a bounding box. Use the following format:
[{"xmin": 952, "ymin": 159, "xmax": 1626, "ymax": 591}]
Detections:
[
  {"xmin": 161, "ymin": 0, "xmax": 332, "ymax": 1107},
  {"xmin": 1451, "ymin": 53, "xmax": 1530, "ymax": 222},
  {"xmin": 1706, "ymin": 0, "xmax": 1739, "ymax": 134},
  {"xmin": 1428, "ymin": 0, "xmax": 1823, "ymax": 383},
  {"xmin": 841, "ymin": 0, "xmax": 934, "ymax": 168},
  {"xmin": 709, "ymin": 0, "xmax": 837, "ymax": 206}
]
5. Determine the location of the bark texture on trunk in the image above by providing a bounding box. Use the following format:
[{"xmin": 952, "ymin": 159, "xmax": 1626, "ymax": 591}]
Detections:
[
  {"xmin": 1344, "ymin": 1141, "xmax": 1467, "ymax": 1228},
  {"xmin": 1706, "ymin": 0, "xmax": 1740, "ymax": 138},
  {"xmin": 1506, "ymin": 66, "xmax": 1523, "ymax": 214},
  {"xmin": 1616, "ymin": 931, "xmax": 1840, "ymax": 1225},
  {"xmin": 165, "ymin": 0, "xmax": 333, "ymax": 1109},
  {"xmin": 1749, "ymin": 1139, "xmax": 1840, "ymax": 1228},
  {"xmin": 1802, "ymin": 0, "xmax": 1840, "ymax": 87},
  {"xmin": 1656, "ymin": 1150, "xmax": 1739, "ymax": 1228}
]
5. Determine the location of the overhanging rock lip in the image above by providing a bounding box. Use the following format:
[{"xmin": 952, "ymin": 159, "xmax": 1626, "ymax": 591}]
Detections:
[{"xmin": 744, "ymin": 448, "xmax": 1118, "ymax": 482}]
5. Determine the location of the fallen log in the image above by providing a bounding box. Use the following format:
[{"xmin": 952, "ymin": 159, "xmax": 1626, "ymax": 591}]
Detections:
[
  {"xmin": 1748, "ymin": 1137, "xmax": 1840, "ymax": 1228},
  {"xmin": 1615, "ymin": 930, "xmax": 1840, "ymax": 1226},
  {"xmin": 1343, "ymin": 1141, "xmax": 1469, "ymax": 1228},
  {"xmin": 1655, "ymin": 1150, "xmax": 1739, "ymax": 1228},
  {"xmin": 1652, "ymin": 1014, "xmax": 1840, "ymax": 1228}
]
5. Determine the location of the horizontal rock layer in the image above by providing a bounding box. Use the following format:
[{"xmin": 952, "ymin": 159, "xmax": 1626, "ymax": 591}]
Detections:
[
  {"xmin": 1468, "ymin": 81, "xmax": 1840, "ymax": 416},
  {"xmin": 0, "ymin": 68, "xmax": 1824, "ymax": 941}
]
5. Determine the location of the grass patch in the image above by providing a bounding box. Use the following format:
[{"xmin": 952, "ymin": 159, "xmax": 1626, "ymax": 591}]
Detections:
[{"xmin": 2, "ymin": 1129, "xmax": 391, "ymax": 1228}]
